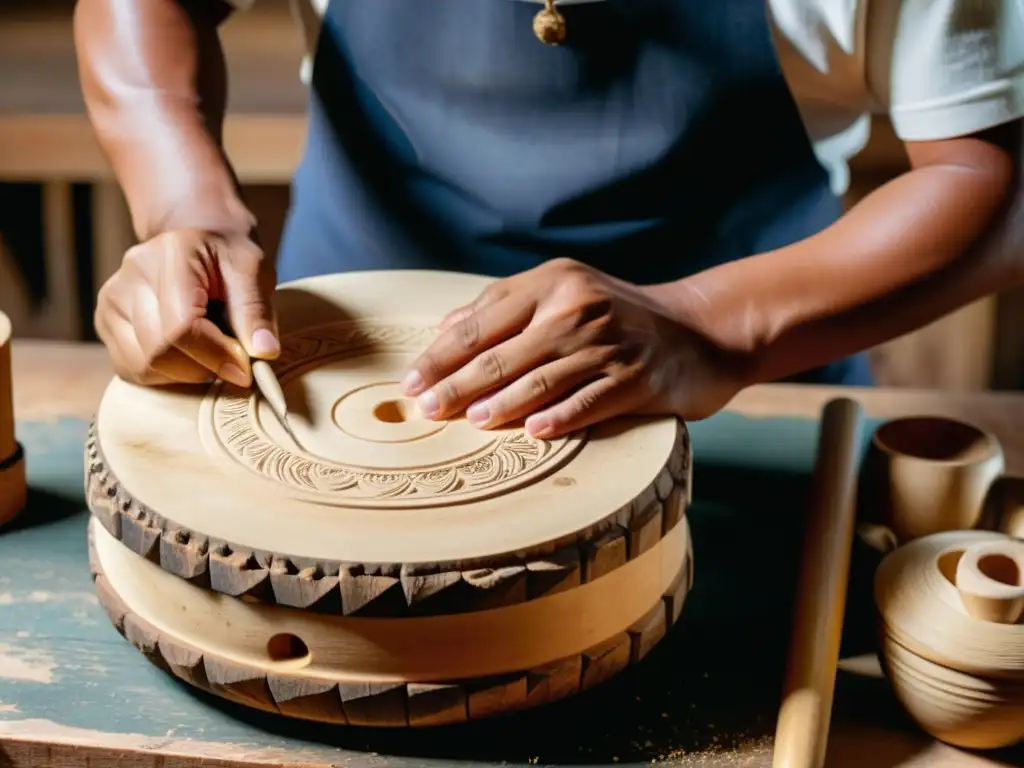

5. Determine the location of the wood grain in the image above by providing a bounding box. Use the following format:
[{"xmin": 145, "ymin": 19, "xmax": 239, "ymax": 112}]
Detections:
[
  {"xmin": 86, "ymin": 419, "xmax": 691, "ymax": 616},
  {"xmin": 9, "ymin": 394, "xmax": 1024, "ymax": 767},
  {"xmin": 16, "ymin": 342, "xmax": 1024, "ymax": 474},
  {"xmin": 87, "ymin": 517, "xmax": 694, "ymax": 727},
  {"xmin": 773, "ymin": 399, "xmax": 864, "ymax": 768}
]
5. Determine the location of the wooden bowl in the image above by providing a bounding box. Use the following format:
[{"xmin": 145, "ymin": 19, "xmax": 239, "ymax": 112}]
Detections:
[{"xmin": 875, "ymin": 531, "xmax": 1024, "ymax": 749}]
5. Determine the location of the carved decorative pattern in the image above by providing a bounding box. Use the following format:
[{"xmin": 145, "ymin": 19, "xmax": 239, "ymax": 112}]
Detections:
[
  {"xmin": 270, "ymin": 323, "xmax": 436, "ymax": 375},
  {"xmin": 84, "ymin": 419, "xmax": 692, "ymax": 616},
  {"xmin": 206, "ymin": 321, "xmax": 585, "ymax": 505},
  {"xmin": 88, "ymin": 517, "xmax": 694, "ymax": 727},
  {"xmin": 214, "ymin": 395, "xmax": 560, "ymax": 499}
]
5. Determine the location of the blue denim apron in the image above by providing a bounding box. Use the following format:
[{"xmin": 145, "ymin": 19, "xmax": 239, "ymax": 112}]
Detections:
[{"xmin": 276, "ymin": 0, "xmax": 873, "ymax": 386}]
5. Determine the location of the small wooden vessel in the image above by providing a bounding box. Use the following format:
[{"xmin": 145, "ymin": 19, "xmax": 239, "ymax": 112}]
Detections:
[
  {"xmin": 875, "ymin": 530, "xmax": 1024, "ymax": 749},
  {"xmin": 0, "ymin": 311, "xmax": 26, "ymax": 527}
]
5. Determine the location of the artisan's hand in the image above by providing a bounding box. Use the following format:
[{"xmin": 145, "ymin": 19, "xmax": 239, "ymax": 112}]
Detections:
[
  {"xmin": 94, "ymin": 229, "xmax": 279, "ymax": 388},
  {"xmin": 401, "ymin": 259, "xmax": 744, "ymax": 438}
]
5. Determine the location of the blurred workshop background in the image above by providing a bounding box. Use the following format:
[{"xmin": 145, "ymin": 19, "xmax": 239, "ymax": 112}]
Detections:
[{"xmin": 2, "ymin": 0, "xmax": 1022, "ymax": 392}]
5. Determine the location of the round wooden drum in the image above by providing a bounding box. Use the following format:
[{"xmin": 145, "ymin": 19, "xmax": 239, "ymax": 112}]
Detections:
[{"xmin": 85, "ymin": 270, "xmax": 694, "ymax": 725}]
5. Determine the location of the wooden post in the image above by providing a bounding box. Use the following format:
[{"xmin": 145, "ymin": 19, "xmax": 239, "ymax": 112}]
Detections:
[{"xmin": 91, "ymin": 181, "xmax": 136, "ymax": 293}]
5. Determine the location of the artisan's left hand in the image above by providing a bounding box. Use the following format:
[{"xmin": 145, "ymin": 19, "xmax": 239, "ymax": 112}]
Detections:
[{"xmin": 401, "ymin": 259, "xmax": 746, "ymax": 438}]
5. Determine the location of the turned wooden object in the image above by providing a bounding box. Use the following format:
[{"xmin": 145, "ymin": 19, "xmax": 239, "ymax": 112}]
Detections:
[
  {"xmin": 860, "ymin": 416, "xmax": 1004, "ymax": 543},
  {"xmin": 955, "ymin": 540, "xmax": 1024, "ymax": 625},
  {"xmin": 773, "ymin": 398, "xmax": 864, "ymax": 768},
  {"xmin": 876, "ymin": 530, "xmax": 1024, "ymax": 749},
  {"xmin": 85, "ymin": 270, "xmax": 695, "ymax": 726},
  {"xmin": 0, "ymin": 311, "xmax": 26, "ymax": 527}
]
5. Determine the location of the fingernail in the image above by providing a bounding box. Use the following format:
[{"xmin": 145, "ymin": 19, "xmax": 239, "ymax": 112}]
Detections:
[
  {"xmin": 402, "ymin": 370, "xmax": 425, "ymax": 396},
  {"xmin": 219, "ymin": 363, "xmax": 249, "ymax": 388},
  {"xmin": 418, "ymin": 390, "xmax": 439, "ymax": 419},
  {"xmin": 526, "ymin": 415, "xmax": 554, "ymax": 439},
  {"xmin": 251, "ymin": 329, "xmax": 280, "ymax": 358},
  {"xmin": 467, "ymin": 401, "xmax": 490, "ymax": 426}
]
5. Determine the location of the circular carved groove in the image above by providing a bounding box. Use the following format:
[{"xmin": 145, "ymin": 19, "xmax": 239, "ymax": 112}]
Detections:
[{"xmin": 201, "ymin": 325, "xmax": 587, "ymax": 508}]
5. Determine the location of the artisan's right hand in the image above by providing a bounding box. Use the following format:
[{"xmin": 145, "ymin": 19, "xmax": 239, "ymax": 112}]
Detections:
[{"xmin": 94, "ymin": 229, "xmax": 279, "ymax": 388}]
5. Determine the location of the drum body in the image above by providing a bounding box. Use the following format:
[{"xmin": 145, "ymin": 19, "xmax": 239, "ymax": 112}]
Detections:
[{"xmin": 85, "ymin": 270, "xmax": 694, "ymax": 725}]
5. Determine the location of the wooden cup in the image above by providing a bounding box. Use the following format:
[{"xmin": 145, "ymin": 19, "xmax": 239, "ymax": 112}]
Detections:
[
  {"xmin": 860, "ymin": 416, "xmax": 1004, "ymax": 545},
  {"xmin": 985, "ymin": 475, "xmax": 1024, "ymax": 540}
]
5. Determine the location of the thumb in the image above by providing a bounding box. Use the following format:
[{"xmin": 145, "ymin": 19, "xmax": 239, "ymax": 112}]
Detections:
[{"xmin": 218, "ymin": 240, "xmax": 280, "ymax": 361}]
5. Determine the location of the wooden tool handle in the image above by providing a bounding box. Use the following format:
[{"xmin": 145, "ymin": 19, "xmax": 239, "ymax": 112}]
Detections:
[
  {"xmin": 773, "ymin": 397, "xmax": 864, "ymax": 768},
  {"xmin": 0, "ymin": 311, "xmax": 15, "ymax": 462}
]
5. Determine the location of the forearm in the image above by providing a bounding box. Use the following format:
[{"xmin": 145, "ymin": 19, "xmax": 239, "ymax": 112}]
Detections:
[
  {"xmin": 665, "ymin": 128, "xmax": 1023, "ymax": 385},
  {"xmin": 73, "ymin": 0, "xmax": 254, "ymax": 242}
]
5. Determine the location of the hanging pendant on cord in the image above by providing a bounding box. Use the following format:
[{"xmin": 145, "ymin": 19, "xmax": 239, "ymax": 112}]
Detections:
[{"xmin": 533, "ymin": 0, "xmax": 567, "ymax": 44}]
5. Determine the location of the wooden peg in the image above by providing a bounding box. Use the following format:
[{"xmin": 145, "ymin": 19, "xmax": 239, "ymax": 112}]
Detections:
[
  {"xmin": 773, "ymin": 398, "xmax": 864, "ymax": 768},
  {"xmin": 955, "ymin": 540, "xmax": 1024, "ymax": 624}
]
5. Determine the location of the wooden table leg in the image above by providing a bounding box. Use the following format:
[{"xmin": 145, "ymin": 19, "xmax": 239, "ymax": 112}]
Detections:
[
  {"xmin": 41, "ymin": 181, "xmax": 81, "ymax": 340},
  {"xmin": 0, "ymin": 182, "xmax": 82, "ymax": 341}
]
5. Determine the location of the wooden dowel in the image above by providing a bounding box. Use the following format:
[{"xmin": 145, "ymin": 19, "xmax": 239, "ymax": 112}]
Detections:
[{"xmin": 773, "ymin": 397, "xmax": 864, "ymax": 768}]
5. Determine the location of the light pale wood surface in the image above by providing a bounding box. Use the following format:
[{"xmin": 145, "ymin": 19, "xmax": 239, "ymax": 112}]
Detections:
[
  {"xmin": 91, "ymin": 272, "xmax": 681, "ymax": 566},
  {"xmin": 10, "ymin": 338, "xmax": 1024, "ymax": 766},
  {"xmin": 862, "ymin": 418, "xmax": 1007, "ymax": 543},
  {"xmin": 876, "ymin": 530, "xmax": 1024, "ymax": 749},
  {"xmin": 88, "ymin": 515, "xmax": 690, "ymax": 717},
  {"xmin": 16, "ymin": 339, "xmax": 1024, "ymax": 474}
]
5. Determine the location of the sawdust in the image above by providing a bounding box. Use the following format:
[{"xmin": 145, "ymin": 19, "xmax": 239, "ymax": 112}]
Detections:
[{"xmin": 652, "ymin": 734, "xmax": 773, "ymax": 765}]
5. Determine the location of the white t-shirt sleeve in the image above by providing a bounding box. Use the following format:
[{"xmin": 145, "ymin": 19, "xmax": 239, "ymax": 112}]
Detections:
[{"xmin": 866, "ymin": 0, "xmax": 1024, "ymax": 141}]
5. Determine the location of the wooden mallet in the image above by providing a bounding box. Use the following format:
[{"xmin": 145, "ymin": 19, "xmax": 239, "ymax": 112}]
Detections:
[{"xmin": 773, "ymin": 397, "xmax": 865, "ymax": 768}]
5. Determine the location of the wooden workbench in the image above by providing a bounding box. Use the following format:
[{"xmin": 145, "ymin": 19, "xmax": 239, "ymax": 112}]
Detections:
[{"xmin": 3, "ymin": 340, "xmax": 1024, "ymax": 768}]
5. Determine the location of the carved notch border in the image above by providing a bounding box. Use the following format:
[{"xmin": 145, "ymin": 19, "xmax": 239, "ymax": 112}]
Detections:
[
  {"xmin": 88, "ymin": 519, "xmax": 695, "ymax": 727},
  {"xmin": 85, "ymin": 419, "xmax": 692, "ymax": 618}
]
